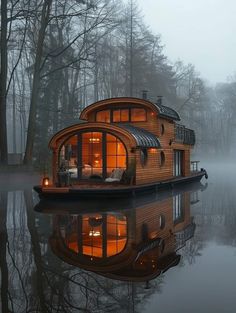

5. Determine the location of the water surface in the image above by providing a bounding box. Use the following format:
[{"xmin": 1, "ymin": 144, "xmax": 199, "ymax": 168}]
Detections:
[{"xmin": 1, "ymin": 164, "xmax": 236, "ymax": 313}]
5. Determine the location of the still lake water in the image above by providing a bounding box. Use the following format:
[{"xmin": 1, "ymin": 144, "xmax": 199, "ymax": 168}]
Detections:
[{"xmin": 1, "ymin": 163, "xmax": 236, "ymax": 313}]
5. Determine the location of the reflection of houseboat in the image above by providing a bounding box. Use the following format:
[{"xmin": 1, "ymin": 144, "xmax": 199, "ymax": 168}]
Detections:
[
  {"xmin": 34, "ymin": 96, "xmax": 207, "ymax": 198},
  {"xmin": 48, "ymin": 187, "xmax": 200, "ymax": 282}
]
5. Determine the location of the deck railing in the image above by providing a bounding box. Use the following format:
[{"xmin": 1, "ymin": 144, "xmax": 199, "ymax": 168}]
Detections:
[
  {"xmin": 175, "ymin": 222, "xmax": 196, "ymax": 250},
  {"xmin": 175, "ymin": 124, "xmax": 195, "ymax": 145}
]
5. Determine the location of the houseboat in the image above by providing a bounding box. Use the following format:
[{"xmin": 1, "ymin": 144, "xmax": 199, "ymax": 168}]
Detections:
[
  {"xmin": 34, "ymin": 96, "xmax": 207, "ymax": 198},
  {"xmin": 47, "ymin": 185, "xmax": 203, "ymax": 282}
]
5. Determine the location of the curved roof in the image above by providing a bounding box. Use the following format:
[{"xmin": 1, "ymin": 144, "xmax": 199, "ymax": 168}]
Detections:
[
  {"xmin": 49, "ymin": 122, "xmax": 161, "ymax": 149},
  {"xmin": 154, "ymin": 102, "xmax": 180, "ymax": 121},
  {"xmin": 79, "ymin": 97, "xmax": 180, "ymax": 121},
  {"xmin": 117, "ymin": 124, "xmax": 161, "ymax": 148}
]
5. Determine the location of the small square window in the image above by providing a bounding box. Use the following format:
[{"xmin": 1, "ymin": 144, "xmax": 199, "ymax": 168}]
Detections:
[{"xmin": 131, "ymin": 108, "xmax": 146, "ymax": 122}]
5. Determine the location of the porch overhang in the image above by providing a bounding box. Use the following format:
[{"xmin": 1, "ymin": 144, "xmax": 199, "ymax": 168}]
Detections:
[
  {"xmin": 48, "ymin": 122, "xmax": 161, "ymax": 150},
  {"xmin": 116, "ymin": 124, "xmax": 161, "ymax": 148}
]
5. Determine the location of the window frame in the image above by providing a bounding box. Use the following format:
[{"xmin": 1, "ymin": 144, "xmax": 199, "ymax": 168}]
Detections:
[
  {"xmin": 140, "ymin": 148, "xmax": 148, "ymax": 167},
  {"xmin": 160, "ymin": 151, "xmax": 165, "ymax": 167},
  {"xmin": 58, "ymin": 130, "xmax": 128, "ymax": 180},
  {"xmin": 95, "ymin": 106, "xmax": 147, "ymax": 123}
]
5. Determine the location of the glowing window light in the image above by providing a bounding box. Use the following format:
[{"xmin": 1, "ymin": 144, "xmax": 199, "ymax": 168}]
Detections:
[
  {"xmin": 149, "ymin": 148, "xmax": 157, "ymax": 153},
  {"xmin": 89, "ymin": 230, "xmax": 101, "ymax": 237},
  {"xmin": 89, "ymin": 138, "xmax": 100, "ymax": 143}
]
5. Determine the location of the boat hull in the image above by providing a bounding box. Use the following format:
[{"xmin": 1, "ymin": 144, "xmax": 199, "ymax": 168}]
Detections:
[{"xmin": 34, "ymin": 169, "xmax": 207, "ymax": 200}]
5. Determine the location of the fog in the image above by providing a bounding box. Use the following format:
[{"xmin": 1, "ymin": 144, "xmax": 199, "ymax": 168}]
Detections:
[
  {"xmin": 0, "ymin": 0, "xmax": 235, "ymax": 166},
  {"xmin": 137, "ymin": 0, "xmax": 236, "ymax": 84}
]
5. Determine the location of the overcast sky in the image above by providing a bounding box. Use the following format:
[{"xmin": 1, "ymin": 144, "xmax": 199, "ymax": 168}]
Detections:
[{"xmin": 136, "ymin": 0, "xmax": 236, "ymax": 85}]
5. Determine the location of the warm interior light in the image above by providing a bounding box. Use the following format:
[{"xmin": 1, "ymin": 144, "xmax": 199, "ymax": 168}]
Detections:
[
  {"xmin": 149, "ymin": 148, "xmax": 156, "ymax": 153},
  {"xmin": 42, "ymin": 177, "xmax": 50, "ymax": 187},
  {"xmin": 89, "ymin": 230, "xmax": 101, "ymax": 237},
  {"xmin": 89, "ymin": 138, "xmax": 100, "ymax": 143}
]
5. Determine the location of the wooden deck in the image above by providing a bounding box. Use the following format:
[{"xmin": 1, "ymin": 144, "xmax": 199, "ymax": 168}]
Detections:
[{"xmin": 34, "ymin": 169, "xmax": 208, "ymax": 199}]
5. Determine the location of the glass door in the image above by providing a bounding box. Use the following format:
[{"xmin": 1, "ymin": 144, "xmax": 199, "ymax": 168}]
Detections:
[
  {"xmin": 174, "ymin": 150, "xmax": 183, "ymax": 176},
  {"xmin": 81, "ymin": 132, "xmax": 103, "ymax": 179}
]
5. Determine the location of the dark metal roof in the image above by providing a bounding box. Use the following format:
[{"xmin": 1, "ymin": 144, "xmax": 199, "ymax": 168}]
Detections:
[
  {"xmin": 154, "ymin": 102, "xmax": 180, "ymax": 121},
  {"xmin": 117, "ymin": 124, "xmax": 161, "ymax": 148}
]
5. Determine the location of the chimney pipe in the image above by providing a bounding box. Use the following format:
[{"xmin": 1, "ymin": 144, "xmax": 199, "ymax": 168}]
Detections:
[
  {"xmin": 142, "ymin": 90, "xmax": 148, "ymax": 100},
  {"xmin": 157, "ymin": 96, "xmax": 163, "ymax": 105}
]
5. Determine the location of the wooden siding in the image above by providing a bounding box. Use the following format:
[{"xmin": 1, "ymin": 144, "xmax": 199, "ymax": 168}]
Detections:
[
  {"xmin": 134, "ymin": 198, "xmax": 174, "ymax": 243},
  {"xmin": 84, "ymin": 105, "xmax": 192, "ymax": 184},
  {"xmin": 135, "ymin": 148, "xmax": 174, "ymax": 185},
  {"xmin": 133, "ymin": 191, "xmax": 192, "ymax": 246},
  {"xmin": 51, "ymin": 98, "xmax": 194, "ymax": 185}
]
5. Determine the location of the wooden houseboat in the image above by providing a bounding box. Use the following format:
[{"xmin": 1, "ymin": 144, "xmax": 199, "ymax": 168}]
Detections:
[
  {"xmin": 48, "ymin": 186, "xmax": 201, "ymax": 282},
  {"xmin": 34, "ymin": 96, "xmax": 207, "ymax": 198}
]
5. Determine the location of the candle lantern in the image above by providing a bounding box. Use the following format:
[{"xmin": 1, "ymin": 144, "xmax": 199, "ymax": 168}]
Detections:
[{"xmin": 42, "ymin": 177, "xmax": 50, "ymax": 187}]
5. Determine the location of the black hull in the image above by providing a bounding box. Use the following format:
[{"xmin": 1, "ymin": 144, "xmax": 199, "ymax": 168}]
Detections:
[{"xmin": 34, "ymin": 170, "xmax": 207, "ymax": 200}]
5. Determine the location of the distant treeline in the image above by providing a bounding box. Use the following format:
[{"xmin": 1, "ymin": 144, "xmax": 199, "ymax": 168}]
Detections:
[{"xmin": 1, "ymin": 0, "xmax": 235, "ymax": 167}]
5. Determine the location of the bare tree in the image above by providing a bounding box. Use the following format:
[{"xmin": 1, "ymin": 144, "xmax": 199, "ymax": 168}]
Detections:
[
  {"xmin": 23, "ymin": 0, "xmax": 53, "ymax": 165},
  {"xmin": 0, "ymin": 0, "xmax": 8, "ymax": 164},
  {"xmin": 0, "ymin": 191, "xmax": 9, "ymax": 312}
]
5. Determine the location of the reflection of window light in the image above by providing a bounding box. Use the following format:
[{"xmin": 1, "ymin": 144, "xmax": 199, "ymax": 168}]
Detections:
[
  {"xmin": 89, "ymin": 138, "xmax": 100, "ymax": 143},
  {"xmin": 89, "ymin": 231, "xmax": 101, "ymax": 237}
]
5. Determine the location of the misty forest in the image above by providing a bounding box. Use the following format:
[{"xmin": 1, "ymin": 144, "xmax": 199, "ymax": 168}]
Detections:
[
  {"xmin": 0, "ymin": 0, "xmax": 235, "ymax": 168},
  {"xmin": 2, "ymin": 1, "xmax": 236, "ymax": 313}
]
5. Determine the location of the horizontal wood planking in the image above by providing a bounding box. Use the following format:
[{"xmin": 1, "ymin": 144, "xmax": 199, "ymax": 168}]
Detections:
[
  {"xmin": 42, "ymin": 187, "xmax": 69, "ymax": 193},
  {"xmin": 134, "ymin": 198, "xmax": 174, "ymax": 244},
  {"xmin": 135, "ymin": 148, "xmax": 174, "ymax": 185},
  {"xmin": 133, "ymin": 193, "xmax": 192, "ymax": 247},
  {"xmin": 52, "ymin": 101, "xmax": 194, "ymax": 185}
]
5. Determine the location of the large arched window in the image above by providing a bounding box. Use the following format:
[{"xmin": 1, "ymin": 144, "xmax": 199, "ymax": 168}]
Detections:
[
  {"xmin": 58, "ymin": 213, "xmax": 127, "ymax": 258},
  {"xmin": 59, "ymin": 131, "xmax": 127, "ymax": 180}
]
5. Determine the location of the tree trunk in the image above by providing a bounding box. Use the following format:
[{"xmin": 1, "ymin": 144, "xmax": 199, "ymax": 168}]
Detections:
[
  {"xmin": 23, "ymin": 0, "xmax": 52, "ymax": 165},
  {"xmin": 0, "ymin": 191, "xmax": 9, "ymax": 313},
  {"xmin": 12, "ymin": 74, "xmax": 17, "ymax": 153},
  {"xmin": 0, "ymin": 0, "xmax": 8, "ymax": 164}
]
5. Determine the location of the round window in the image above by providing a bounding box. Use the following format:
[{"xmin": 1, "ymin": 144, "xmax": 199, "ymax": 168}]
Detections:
[
  {"xmin": 160, "ymin": 151, "xmax": 165, "ymax": 167},
  {"xmin": 140, "ymin": 148, "xmax": 148, "ymax": 167}
]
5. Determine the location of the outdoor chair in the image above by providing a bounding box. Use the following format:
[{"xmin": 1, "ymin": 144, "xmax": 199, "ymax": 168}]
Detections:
[{"xmin": 105, "ymin": 168, "xmax": 124, "ymax": 183}]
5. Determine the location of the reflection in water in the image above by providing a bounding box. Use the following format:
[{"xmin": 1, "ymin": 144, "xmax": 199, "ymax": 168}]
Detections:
[
  {"xmin": 0, "ymin": 181, "xmax": 211, "ymax": 313},
  {"xmin": 56, "ymin": 213, "xmax": 127, "ymax": 258},
  {"xmin": 49, "ymin": 186, "xmax": 198, "ymax": 283}
]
